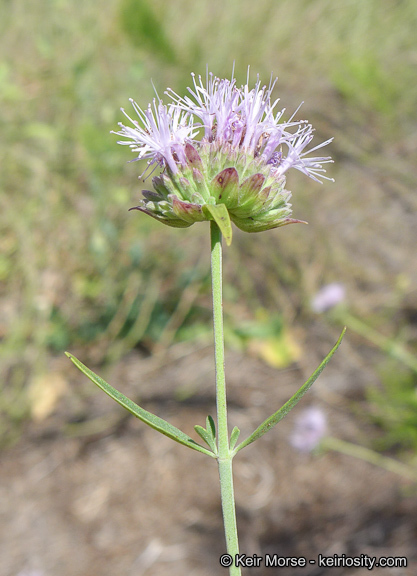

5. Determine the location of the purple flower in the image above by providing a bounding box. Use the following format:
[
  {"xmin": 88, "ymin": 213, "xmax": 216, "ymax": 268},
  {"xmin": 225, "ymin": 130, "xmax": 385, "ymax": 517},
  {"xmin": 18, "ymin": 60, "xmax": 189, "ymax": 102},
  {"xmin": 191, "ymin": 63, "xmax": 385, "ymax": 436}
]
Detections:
[
  {"xmin": 114, "ymin": 99, "xmax": 198, "ymax": 176},
  {"xmin": 311, "ymin": 283, "xmax": 346, "ymax": 313},
  {"xmin": 113, "ymin": 69, "xmax": 334, "ymax": 243},
  {"xmin": 166, "ymin": 71, "xmax": 333, "ymax": 182},
  {"xmin": 290, "ymin": 406, "xmax": 327, "ymax": 453}
]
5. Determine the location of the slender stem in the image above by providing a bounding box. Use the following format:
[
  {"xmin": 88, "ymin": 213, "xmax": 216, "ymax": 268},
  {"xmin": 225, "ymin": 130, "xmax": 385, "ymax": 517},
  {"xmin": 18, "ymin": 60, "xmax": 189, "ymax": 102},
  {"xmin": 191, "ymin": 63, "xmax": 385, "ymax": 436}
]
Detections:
[
  {"xmin": 210, "ymin": 221, "xmax": 241, "ymax": 576},
  {"xmin": 334, "ymin": 310, "xmax": 417, "ymax": 374},
  {"xmin": 323, "ymin": 437, "xmax": 417, "ymax": 482}
]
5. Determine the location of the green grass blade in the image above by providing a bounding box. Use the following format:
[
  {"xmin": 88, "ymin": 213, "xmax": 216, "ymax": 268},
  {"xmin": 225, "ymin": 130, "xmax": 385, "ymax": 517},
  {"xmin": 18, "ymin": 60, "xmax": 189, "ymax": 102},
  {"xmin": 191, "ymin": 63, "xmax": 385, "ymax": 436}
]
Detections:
[
  {"xmin": 65, "ymin": 352, "xmax": 215, "ymax": 458},
  {"xmin": 233, "ymin": 327, "xmax": 346, "ymax": 455}
]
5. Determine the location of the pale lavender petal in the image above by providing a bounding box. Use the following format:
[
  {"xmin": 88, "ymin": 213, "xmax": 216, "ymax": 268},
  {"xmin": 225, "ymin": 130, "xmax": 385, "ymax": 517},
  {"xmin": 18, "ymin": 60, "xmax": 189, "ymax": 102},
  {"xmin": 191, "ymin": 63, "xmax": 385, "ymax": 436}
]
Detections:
[
  {"xmin": 115, "ymin": 70, "xmax": 333, "ymax": 185},
  {"xmin": 111, "ymin": 99, "xmax": 197, "ymax": 175}
]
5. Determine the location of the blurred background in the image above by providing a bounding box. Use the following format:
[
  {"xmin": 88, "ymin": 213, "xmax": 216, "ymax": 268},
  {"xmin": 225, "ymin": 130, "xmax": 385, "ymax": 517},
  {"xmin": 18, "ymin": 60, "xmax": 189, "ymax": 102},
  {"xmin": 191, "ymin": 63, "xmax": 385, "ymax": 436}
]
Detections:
[{"xmin": 0, "ymin": 1, "xmax": 416, "ymax": 575}]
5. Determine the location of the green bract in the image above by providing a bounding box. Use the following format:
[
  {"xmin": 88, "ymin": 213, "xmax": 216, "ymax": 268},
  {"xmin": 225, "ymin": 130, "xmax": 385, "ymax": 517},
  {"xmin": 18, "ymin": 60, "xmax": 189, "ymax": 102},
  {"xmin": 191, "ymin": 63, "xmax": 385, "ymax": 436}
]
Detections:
[
  {"xmin": 114, "ymin": 72, "xmax": 333, "ymax": 245},
  {"xmin": 131, "ymin": 142, "xmax": 304, "ymax": 245}
]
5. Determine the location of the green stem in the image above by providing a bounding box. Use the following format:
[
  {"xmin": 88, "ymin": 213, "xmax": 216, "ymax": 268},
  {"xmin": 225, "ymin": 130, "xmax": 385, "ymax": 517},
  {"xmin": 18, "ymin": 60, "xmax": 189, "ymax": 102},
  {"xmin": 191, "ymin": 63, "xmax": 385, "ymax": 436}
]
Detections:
[
  {"xmin": 335, "ymin": 311, "xmax": 417, "ymax": 374},
  {"xmin": 210, "ymin": 221, "xmax": 241, "ymax": 576},
  {"xmin": 323, "ymin": 437, "xmax": 417, "ymax": 482}
]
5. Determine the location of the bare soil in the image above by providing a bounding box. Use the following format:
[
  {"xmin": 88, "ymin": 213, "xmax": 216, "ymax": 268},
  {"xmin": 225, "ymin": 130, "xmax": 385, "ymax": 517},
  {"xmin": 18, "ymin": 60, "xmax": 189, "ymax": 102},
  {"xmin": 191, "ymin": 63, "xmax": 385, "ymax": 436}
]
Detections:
[{"xmin": 1, "ymin": 325, "xmax": 416, "ymax": 576}]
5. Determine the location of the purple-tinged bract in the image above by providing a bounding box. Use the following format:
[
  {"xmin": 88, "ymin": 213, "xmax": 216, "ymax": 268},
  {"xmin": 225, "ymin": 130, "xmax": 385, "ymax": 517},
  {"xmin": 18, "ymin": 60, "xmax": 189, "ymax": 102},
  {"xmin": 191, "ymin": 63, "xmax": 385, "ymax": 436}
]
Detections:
[{"xmin": 113, "ymin": 70, "xmax": 334, "ymax": 244}]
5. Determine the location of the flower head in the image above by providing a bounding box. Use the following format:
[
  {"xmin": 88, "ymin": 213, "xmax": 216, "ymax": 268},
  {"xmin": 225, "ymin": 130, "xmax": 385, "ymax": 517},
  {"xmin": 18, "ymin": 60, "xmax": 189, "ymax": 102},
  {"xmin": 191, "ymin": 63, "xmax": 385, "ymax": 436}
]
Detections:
[
  {"xmin": 311, "ymin": 283, "xmax": 346, "ymax": 313},
  {"xmin": 113, "ymin": 70, "xmax": 334, "ymax": 244},
  {"xmin": 290, "ymin": 406, "xmax": 327, "ymax": 453}
]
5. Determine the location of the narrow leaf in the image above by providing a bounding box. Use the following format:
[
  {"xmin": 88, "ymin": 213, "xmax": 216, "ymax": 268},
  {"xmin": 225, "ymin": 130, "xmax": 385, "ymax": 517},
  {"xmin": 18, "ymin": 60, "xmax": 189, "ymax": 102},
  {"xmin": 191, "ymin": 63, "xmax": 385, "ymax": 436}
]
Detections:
[
  {"xmin": 233, "ymin": 328, "xmax": 346, "ymax": 454},
  {"xmin": 229, "ymin": 426, "xmax": 240, "ymax": 451},
  {"xmin": 203, "ymin": 203, "xmax": 233, "ymax": 246},
  {"xmin": 65, "ymin": 353, "xmax": 215, "ymax": 458},
  {"xmin": 195, "ymin": 424, "xmax": 217, "ymax": 454},
  {"xmin": 206, "ymin": 415, "xmax": 216, "ymax": 441}
]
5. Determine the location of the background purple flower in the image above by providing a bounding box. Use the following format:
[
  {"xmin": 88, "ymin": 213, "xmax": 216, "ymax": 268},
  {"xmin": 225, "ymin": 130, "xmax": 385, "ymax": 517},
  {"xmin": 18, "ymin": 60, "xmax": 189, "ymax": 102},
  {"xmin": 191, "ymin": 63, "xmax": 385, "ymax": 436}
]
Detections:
[
  {"xmin": 290, "ymin": 406, "xmax": 327, "ymax": 452},
  {"xmin": 311, "ymin": 283, "xmax": 346, "ymax": 313}
]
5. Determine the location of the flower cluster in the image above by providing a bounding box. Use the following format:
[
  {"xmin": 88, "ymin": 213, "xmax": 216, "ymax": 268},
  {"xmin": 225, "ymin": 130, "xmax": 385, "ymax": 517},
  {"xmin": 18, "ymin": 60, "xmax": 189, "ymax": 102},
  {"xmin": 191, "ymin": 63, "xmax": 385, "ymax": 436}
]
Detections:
[
  {"xmin": 113, "ymin": 71, "xmax": 333, "ymax": 244},
  {"xmin": 290, "ymin": 406, "xmax": 327, "ymax": 453},
  {"xmin": 311, "ymin": 283, "xmax": 346, "ymax": 313}
]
